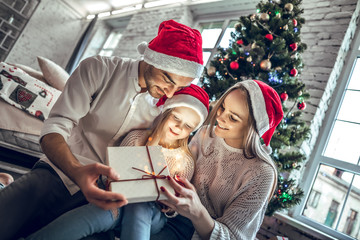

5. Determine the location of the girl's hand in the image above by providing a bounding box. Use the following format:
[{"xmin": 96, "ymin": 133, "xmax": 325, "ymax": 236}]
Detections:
[{"xmin": 159, "ymin": 175, "xmax": 207, "ymax": 221}]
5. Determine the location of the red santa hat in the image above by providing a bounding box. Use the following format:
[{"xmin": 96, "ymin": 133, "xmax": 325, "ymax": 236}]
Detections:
[
  {"xmin": 137, "ymin": 19, "xmax": 204, "ymax": 78},
  {"xmin": 239, "ymin": 80, "xmax": 283, "ymax": 146},
  {"xmin": 156, "ymin": 84, "xmax": 209, "ymax": 130}
]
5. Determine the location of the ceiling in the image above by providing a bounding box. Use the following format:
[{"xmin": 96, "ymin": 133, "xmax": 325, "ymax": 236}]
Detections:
[{"xmin": 62, "ymin": 0, "xmax": 257, "ymax": 20}]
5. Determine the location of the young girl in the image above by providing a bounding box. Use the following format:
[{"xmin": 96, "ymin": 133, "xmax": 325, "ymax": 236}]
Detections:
[
  {"xmin": 153, "ymin": 80, "xmax": 283, "ymax": 240},
  {"xmin": 26, "ymin": 84, "xmax": 209, "ymax": 240}
]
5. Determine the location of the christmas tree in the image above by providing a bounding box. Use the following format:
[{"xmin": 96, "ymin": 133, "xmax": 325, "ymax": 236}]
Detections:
[{"xmin": 200, "ymin": 0, "xmax": 310, "ymax": 216}]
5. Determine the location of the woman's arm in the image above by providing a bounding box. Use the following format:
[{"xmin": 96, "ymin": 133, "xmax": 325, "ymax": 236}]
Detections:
[{"xmin": 160, "ymin": 164, "xmax": 275, "ymax": 240}]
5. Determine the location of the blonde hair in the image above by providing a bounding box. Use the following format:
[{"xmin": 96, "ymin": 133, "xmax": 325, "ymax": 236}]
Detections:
[
  {"xmin": 149, "ymin": 108, "xmax": 193, "ymax": 159},
  {"xmin": 204, "ymin": 84, "xmax": 278, "ymax": 202}
]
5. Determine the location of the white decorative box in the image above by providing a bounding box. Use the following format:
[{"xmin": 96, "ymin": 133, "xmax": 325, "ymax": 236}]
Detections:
[{"xmin": 106, "ymin": 146, "xmax": 172, "ymax": 204}]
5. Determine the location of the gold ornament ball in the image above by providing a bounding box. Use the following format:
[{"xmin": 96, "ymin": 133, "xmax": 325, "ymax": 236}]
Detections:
[
  {"xmin": 260, "ymin": 59, "xmax": 272, "ymax": 71},
  {"xmin": 285, "ymin": 3, "xmax": 294, "ymax": 12},
  {"xmin": 298, "ymin": 90, "xmax": 303, "ymax": 96},
  {"xmin": 250, "ymin": 14, "xmax": 256, "ymax": 21},
  {"xmin": 207, "ymin": 66, "xmax": 216, "ymax": 76},
  {"xmin": 246, "ymin": 56, "xmax": 252, "ymax": 62},
  {"xmin": 283, "ymin": 24, "xmax": 289, "ymax": 31},
  {"xmin": 260, "ymin": 13, "xmax": 270, "ymax": 21},
  {"xmin": 276, "ymin": 12, "xmax": 281, "ymax": 18}
]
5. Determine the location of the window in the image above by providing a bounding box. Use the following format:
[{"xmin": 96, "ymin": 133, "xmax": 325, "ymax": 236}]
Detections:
[
  {"xmin": 198, "ymin": 20, "xmax": 238, "ymax": 67},
  {"xmin": 307, "ymin": 190, "xmax": 321, "ymax": 208},
  {"xmin": 293, "ymin": 26, "xmax": 360, "ymax": 240},
  {"xmin": 99, "ymin": 31, "xmax": 122, "ymax": 57}
]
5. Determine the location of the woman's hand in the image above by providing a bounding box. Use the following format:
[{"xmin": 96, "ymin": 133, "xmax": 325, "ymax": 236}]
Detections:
[
  {"xmin": 159, "ymin": 176, "xmax": 204, "ymax": 220},
  {"xmin": 159, "ymin": 176, "xmax": 215, "ymax": 239}
]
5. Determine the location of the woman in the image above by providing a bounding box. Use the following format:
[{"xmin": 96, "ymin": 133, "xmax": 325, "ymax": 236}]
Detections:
[{"xmin": 155, "ymin": 80, "xmax": 283, "ymax": 239}]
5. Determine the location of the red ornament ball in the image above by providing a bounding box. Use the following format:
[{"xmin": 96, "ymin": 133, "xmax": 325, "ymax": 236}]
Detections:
[
  {"xmin": 289, "ymin": 43, "xmax": 298, "ymax": 51},
  {"xmin": 230, "ymin": 61, "xmax": 239, "ymax": 70},
  {"xmin": 236, "ymin": 39, "xmax": 244, "ymax": 45},
  {"xmin": 265, "ymin": 34, "xmax": 273, "ymax": 41},
  {"xmin": 297, "ymin": 101, "xmax": 306, "ymax": 110},
  {"xmin": 292, "ymin": 19, "xmax": 298, "ymax": 26},
  {"xmin": 280, "ymin": 92, "xmax": 288, "ymax": 101},
  {"xmin": 290, "ymin": 68, "xmax": 298, "ymax": 76}
]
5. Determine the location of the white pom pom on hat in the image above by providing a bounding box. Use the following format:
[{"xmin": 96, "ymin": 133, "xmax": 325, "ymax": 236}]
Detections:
[{"xmin": 137, "ymin": 42, "xmax": 148, "ymax": 55}]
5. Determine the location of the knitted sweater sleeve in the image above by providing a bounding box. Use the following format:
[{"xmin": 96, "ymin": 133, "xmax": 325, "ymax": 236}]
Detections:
[{"xmin": 193, "ymin": 161, "xmax": 275, "ymax": 240}]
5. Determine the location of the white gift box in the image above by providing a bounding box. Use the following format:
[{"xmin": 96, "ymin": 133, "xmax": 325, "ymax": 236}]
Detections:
[{"xmin": 106, "ymin": 146, "xmax": 173, "ymax": 204}]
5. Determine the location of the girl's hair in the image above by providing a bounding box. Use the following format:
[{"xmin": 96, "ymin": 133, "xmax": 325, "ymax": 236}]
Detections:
[
  {"xmin": 204, "ymin": 84, "xmax": 278, "ymax": 202},
  {"xmin": 150, "ymin": 108, "xmax": 193, "ymax": 159}
]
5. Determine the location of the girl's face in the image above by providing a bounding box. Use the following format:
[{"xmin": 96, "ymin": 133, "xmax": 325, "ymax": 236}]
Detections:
[
  {"xmin": 214, "ymin": 89, "xmax": 250, "ymax": 149},
  {"xmin": 161, "ymin": 107, "xmax": 200, "ymax": 144}
]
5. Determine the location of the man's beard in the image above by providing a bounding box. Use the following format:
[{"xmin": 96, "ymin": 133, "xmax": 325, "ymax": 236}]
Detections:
[{"xmin": 144, "ymin": 66, "xmax": 164, "ymax": 99}]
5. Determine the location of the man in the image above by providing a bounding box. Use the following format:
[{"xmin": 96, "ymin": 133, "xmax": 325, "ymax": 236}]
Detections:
[{"xmin": 0, "ymin": 19, "xmax": 204, "ymax": 240}]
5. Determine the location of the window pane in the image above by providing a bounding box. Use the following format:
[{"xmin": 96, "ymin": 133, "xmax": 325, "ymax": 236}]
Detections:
[
  {"xmin": 201, "ymin": 29, "xmax": 222, "ymax": 48},
  {"xmin": 103, "ymin": 32, "xmax": 122, "ymax": 49},
  {"xmin": 303, "ymin": 165, "xmax": 350, "ymax": 230},
  {"xmin": 219, "ymin": 20, "xmax": 237, "ymax": 48},
  {"xmin": 200, "ymin": 22, "xmax": 223, "ymax": 48},
  {"xmin": 337, "ymin": 90, "xmax": 360, "ymax": 123},
  {"xmin": 338, "ymin": 175, "xmax": 360, "ymax": 239},
  {"xmin": 203, "ymin": 51, "xmax": 211, "ymax": 66},
  {"xmin": 324, "ymin": 120, "xmax": 360, "ymax": 164},
  {"xmin": 348, "ymin": 58, "xmax": 360, "ymax": 90},
  {"xmin": 99, "ymin": 50, "xmax": 113, "ymax": 57}
]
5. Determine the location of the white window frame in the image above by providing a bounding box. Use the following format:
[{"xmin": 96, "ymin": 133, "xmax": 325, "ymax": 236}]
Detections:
[
  {"xmin": 194, "ymin": 10, "xmax": 253, "ymax": 68},
  {"xmin": 197, "ymin": 19, "xmax": 233, "ymax": 67},
  {"xmin": 99, "ymin": 30, "xmax": 123, "ymax": 57},
  {"xmin": 292, "ymin": 26, "xmax": 360, "ymax": 240}
]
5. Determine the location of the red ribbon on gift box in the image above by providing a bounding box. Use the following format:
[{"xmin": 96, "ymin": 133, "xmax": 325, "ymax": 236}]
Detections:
[{"xmin": 107, "ymin": 146, "xmax": 167, "ymax": 201}]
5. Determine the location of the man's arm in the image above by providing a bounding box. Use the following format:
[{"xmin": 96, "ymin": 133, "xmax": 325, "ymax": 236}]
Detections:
[{"xmin": 40, "ymin": 133, "xmax": 128, "ymax": 210}]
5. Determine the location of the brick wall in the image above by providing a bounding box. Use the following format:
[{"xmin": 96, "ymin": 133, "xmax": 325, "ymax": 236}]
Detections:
[
  {"xmin": 259, "ymin": 0, "xmax": 360, "ymax": 238},
  {"xmin": 5, "ymin": 0, "xmax": 86, "ymax": 71},
  {"xmin": 112, "ymin": 6, "xmax": 193, "ymax": 59},
  {"xmin": 300, "ymin": 0, "xmax": 358, "ymax": 153},
  {"xmin": 288, "ymin": 0, "xmax": 359, "ymax": 186}
]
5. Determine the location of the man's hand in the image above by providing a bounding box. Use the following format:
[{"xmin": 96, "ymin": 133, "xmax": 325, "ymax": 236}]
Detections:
[
  {"xmin": 41, "ymin": 133, "xmax": 128, "ymax": 210},
  {"xmin": 72, "ymin": 163, "xmax": 128, "ymax": 210}
]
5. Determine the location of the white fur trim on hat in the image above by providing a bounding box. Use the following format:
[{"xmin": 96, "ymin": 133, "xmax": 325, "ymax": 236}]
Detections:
[
  {"xmin": 239, "ymin": 80, "xmax": 270, "ymax": 136},
  {"xmin": 162, "ymin": 94, "xmax": 208, "ymax": 130},
  {"xmin": 143, "ymin": 46, "xmax": 204, "ymax": 79}
]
